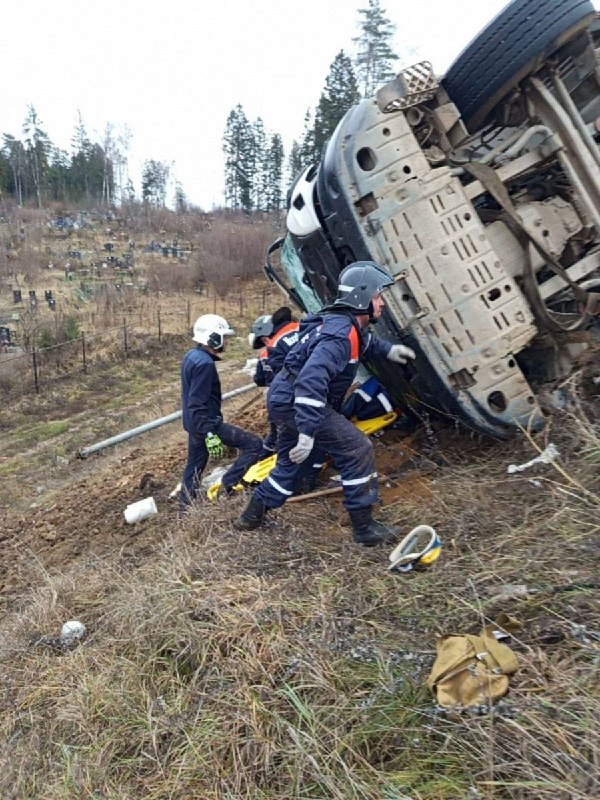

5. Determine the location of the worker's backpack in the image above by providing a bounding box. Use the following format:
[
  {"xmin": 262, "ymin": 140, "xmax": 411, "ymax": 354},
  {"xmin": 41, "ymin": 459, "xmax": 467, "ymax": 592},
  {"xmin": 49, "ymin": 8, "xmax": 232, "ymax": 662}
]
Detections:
[{"xmin": 427, "ymin": 619, "xmax": 520, "ymax": 707}]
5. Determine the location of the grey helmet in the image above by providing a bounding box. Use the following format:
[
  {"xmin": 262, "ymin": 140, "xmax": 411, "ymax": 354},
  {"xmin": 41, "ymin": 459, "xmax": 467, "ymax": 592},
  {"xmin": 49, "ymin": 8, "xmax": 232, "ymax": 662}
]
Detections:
[
  {"xmin": 248, "ymin": 314, "xmax": 274, "ymax": 349},
  {"xmin": 333, "ymin": 261, "xmax": 394, "ymax": 311}
]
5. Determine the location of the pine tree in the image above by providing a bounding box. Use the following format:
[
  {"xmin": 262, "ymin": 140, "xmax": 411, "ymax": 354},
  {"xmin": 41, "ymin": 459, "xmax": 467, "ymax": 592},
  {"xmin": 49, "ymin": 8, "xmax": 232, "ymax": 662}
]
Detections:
[
  {"xmin": 288, "ymin": 140, "xmax": 302, "ymax": 186},
  {"xmin": 142, "ymin": 159, "xmax": 170, "ymax": 207},
  {"xmin": 313, "ymin": 50, "xmax": 360, "ymax": 158},
  {"xmin": 2, "ymin": 134, "xmax": 26, "ymax": 206},
  {"xmin": 22, "ymin": 105, "xmax": 50, "ymax": 208},
  {"xmin": 46, "ymin": 147, "xmax": 70, "ymax": 202},
  {"xmin": 264, "ymin": 133, "xmax": 284, "ymax": 212},
  {"xmin": 101, "ymin": 123, "xmax": 117, "ymax": 205},
  {"xmin": 174, "ymin": 181, "xmax": 188, "ymax": 213},
  {"xmin": 222, "ymin": 105, "xmax": 254, "ymax": 212},
  {"xmin": 353, "ymin": 0, "xmax": 398, "ymax": 97},
  {"xmin": 251, "ymin": 117, "xmax": 267, "ymax": 211},
  {"xmin": 70, "ymin": 111, "xmax": 93, "ymax": 202},
  {"xmin": 298, "ymin": 109, "xmax": 318, "ymax": 171}
]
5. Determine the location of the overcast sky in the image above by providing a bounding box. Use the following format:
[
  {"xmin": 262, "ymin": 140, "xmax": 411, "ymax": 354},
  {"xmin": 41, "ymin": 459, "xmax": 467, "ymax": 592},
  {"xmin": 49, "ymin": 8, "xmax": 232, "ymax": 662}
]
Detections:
[{"xmin": 2, "ymin": 0, "xmax": 596, "ymax": 209}]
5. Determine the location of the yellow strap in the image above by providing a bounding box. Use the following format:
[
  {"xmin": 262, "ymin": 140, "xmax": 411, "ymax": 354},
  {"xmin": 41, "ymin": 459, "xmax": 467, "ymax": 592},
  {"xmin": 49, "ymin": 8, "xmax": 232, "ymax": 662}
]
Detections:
[
  {"xmin": 354, "ymin": 411, "xmax": 397, "ymax": 435},
  {"xmin": 242, "ymin": 412, "xmax": 398, "ymax": 486}
]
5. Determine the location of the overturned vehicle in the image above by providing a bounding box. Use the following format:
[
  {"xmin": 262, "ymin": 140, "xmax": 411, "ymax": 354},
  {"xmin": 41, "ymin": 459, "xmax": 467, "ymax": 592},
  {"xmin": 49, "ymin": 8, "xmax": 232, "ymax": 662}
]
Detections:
[{"xmin": 266, "ymin": 0, "xmax": 600, "ymax": 438}]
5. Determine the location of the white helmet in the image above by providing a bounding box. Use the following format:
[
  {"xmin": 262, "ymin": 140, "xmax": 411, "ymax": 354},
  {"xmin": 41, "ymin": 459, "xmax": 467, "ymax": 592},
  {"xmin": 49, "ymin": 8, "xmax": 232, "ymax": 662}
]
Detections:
[
  {"xmin": 192, "ymin": 314, "xmax": 234, "ymax": 350},
  {"xmin": 286, "ymin": 165, "xmax": 320, "ymax": 237}
]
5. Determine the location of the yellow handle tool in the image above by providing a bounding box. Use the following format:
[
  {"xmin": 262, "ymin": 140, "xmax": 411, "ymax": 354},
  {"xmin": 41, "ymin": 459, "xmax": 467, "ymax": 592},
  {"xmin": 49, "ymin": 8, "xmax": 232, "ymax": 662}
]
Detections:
[
  {"xmin": 221, "ymin": 411, "xmax": 399, "ymax": 494},
  {"xmin": 206, "ymin": 481, "xmax": 245, "ymax": 501}
]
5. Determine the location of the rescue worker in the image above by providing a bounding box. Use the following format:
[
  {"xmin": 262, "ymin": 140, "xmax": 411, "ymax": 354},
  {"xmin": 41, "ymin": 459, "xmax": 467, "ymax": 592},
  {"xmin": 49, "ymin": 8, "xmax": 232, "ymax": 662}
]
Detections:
[
  {"xmin": 235, "ymin": 261, "xmax": 416, "ymax": 545},
  {"xmin": 250, "ymin": 306, "xmax": 300, "ymax": 390},
  {"xmin": 341, "ymin": 375, "xmax": 395, "ymax": 421},
  {"xmin": 250, "ymin": 306, "xmax": 301, "ymax": 455},
  {"xmin": 179, "ymin": 314, "xmax": 263, "ymax": 508},
  {"xmin": 250, "ymin": 305, "xmax": 328, "ymax": 489}
]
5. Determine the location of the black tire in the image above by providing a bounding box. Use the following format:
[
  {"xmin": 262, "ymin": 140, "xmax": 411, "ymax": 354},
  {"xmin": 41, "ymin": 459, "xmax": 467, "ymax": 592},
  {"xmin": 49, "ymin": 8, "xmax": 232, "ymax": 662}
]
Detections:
[{"xmin": 442, "ymin": 0, "xmax": 596, "ymax": 131}]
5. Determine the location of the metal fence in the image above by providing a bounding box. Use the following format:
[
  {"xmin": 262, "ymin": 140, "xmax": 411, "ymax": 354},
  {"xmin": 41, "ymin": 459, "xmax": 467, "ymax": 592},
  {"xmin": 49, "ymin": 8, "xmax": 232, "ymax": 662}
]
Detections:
[
  {"xmin": 0, "ymin": 321, "xmax": 160, "ymax": 400},
  {"xmin": 0, "ymin": 287, "xmax": 277, "ymax": 401}
]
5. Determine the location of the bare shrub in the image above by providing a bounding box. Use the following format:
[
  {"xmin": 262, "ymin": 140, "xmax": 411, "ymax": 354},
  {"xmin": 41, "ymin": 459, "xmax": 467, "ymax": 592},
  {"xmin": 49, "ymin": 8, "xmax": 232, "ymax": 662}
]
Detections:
[
  {"xmin": 195, "ymin": 214, "xmax": 277, "ymax": 297},
  {"xmin": 0, "ymin": 352, "xmax": 28, "ymax": 395},
  {"xmin": 145, "ymin": 261, "xmax": 195, "ymax": 294}
]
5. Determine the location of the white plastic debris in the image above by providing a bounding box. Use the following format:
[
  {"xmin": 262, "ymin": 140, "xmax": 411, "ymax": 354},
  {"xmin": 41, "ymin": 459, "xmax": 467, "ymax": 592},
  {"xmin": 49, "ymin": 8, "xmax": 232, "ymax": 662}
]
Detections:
[
  {"xmin": 124, "ymin": 496, "xmax": 157, "ymax": 523},
  {"xmin": 241, "ymin": 357, "xmax": 258, "ymax": 375},
  {"xmin": 507, "ymin": 443, "xmax": 559, "ymax": 474},
  {"xmin": 169, "ymin": 482, "xmax": 182, "ymax": 499},
  {"xmin": 200, "ymin": 466, "xmax": 229, "ymax": 489},
  {"xmin": 60, "ymin": 620, "xmax": 86, "ymax": 644}
]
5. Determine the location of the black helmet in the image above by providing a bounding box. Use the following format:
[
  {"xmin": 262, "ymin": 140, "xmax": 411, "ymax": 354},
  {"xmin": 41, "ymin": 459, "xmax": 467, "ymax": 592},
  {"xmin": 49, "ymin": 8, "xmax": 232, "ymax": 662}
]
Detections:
[
  {"xmin": 271, "ymin": 306, "xmax": 293, "ymax": 327},
  {"xmin": 333, "ymin": 261, "xmax": 394, "ymax": 311}
]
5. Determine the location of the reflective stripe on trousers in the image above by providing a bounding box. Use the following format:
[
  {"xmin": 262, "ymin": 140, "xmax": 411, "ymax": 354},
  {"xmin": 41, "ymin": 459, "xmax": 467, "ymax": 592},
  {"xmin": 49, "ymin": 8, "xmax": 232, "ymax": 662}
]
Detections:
[{"xmin": 255, "ymin": 405, "xmax": 379, "ymax": 511}]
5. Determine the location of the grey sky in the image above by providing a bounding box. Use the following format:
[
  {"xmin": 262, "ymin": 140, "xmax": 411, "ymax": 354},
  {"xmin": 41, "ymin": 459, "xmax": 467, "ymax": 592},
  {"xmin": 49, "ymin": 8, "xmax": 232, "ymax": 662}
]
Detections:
[{"xmin": 4, "ymin": 0, "xmax": 592, "ymax": 209}]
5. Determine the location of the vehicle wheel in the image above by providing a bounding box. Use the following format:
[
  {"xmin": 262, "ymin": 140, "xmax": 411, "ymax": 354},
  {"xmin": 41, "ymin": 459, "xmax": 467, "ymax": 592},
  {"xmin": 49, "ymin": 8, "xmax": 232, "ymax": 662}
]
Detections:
[{"xmin": 442, "ymin": 0, "xmax": 596, "ymax": 131}]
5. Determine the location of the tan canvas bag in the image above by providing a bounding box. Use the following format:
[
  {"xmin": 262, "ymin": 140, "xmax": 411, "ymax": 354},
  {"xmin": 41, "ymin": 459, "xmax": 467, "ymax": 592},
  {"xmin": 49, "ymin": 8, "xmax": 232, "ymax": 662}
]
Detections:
[{"xmin": 427, "ymin": 619, "xmax": 520, "ymax": 707}]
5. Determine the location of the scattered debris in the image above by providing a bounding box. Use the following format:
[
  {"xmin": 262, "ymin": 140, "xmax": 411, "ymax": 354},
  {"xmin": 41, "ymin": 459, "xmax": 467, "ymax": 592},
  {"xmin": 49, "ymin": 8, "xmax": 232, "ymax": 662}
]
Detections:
[
  {"xmin": 124, "ymin": 496, "xmax": 157, "ymax": 524},
  {"xmin": 241, "ymin": 357, "xmax": 258, "ymax": 375},
  {"xmin": 60, "ymin": 619, "xmax": 86, "ymax": 647},
  {"xmin": 200, "ymin": 466, "xmax": 228, "ymax": 489},
  {"xmin": 487, "ymin": 584, "xmax": 530, "ymax": 602},
  {"xmin": 507, "ymin": 443, "xmax": 560, "ymax": 474}
]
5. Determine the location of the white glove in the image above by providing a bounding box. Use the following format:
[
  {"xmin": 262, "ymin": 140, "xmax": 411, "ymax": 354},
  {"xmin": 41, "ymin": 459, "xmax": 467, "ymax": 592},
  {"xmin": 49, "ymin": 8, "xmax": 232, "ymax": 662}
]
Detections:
[
  {"xmin": 387, "ymin": 344, "xmax": 416, "ymax": 364},
  {"xmin": 289, "ymin": 433, "xmax": 314, "ymax": 464}
]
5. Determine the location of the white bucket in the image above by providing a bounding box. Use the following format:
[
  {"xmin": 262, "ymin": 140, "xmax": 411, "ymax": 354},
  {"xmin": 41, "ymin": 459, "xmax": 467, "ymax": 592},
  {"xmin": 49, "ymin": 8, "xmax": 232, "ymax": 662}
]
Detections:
[{"xmin": 124, "ymin": 496, "xmax": 158, "ymax": 524}]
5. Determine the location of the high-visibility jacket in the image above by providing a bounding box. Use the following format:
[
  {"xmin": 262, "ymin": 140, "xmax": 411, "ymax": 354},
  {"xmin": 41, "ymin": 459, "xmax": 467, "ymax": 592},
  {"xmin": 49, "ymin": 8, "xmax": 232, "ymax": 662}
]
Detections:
[
  {"xmin": 269, "ymin": 310, "xmax": 391, "ymax": 437},
  {"xmin": 253, "ymin": 320, "xmax": 301, "ymax": 386}
]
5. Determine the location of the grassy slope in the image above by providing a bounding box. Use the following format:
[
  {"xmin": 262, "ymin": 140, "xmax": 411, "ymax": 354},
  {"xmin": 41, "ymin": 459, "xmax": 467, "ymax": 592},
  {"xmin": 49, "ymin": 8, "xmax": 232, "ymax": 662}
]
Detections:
[
  {"xmin": 0, "ymin": 369, "xmax": 598, "ymax": 800},
  {"xmin": 0, "ymin": 209, "xmax": 598, "ymax": 799}
]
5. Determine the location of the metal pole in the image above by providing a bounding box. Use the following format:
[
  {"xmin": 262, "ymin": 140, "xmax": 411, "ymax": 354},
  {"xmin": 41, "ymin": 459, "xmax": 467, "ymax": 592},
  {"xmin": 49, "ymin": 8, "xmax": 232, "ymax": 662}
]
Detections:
[
  {"xmin": 78, "ymin": 382, "xmax": 258, "ymax": 458},
  {"xmin": 157, "ymin": 308, "xmax": 162, "ymax": 341},
  {"xmin": 82, "ymin": 332, "xmax": 88, "ymax": 373},
  {"xmin": 32, "ymin": 348, "xmax": 39, "ymax": 393},
  {"xmin": 123, "ymin": 318, "xmax": 129, "ymax": 358}
]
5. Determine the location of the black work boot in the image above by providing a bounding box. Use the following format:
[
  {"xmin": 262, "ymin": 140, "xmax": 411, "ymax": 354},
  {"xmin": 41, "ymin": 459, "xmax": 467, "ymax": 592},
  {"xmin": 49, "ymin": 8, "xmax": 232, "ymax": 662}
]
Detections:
[
  {"xmin": 234, "ymin": 495, "xmax": 267, "ymax": 530},
  {"xmin": 349, "ymin": 507, "xmax": 399, "ymax": 547}
]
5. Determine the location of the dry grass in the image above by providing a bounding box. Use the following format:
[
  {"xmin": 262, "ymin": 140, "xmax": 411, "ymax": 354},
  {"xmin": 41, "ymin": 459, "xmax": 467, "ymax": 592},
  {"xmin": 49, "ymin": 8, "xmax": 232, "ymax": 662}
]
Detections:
[{"xmin": 0, "ymin": 404, "xmax": 598, "ymax": 799}]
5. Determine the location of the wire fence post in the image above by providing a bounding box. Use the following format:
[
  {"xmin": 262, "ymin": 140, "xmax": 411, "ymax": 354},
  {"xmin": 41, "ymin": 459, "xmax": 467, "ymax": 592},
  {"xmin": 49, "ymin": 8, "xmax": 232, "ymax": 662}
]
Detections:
[
  {"xmin": 81, "ymin": 332, "xmax": 88, "ymax": 374},
  {"xmin": 187, "ymin": 300, "xmax": 191, "ymax": 331},
  {"xmin": 32, "ymin": 348, "xmax": 39, "ymax": 394},
  {"xmin": 123, "ymin": 318, "xmax": 129, "ymax": 357}
]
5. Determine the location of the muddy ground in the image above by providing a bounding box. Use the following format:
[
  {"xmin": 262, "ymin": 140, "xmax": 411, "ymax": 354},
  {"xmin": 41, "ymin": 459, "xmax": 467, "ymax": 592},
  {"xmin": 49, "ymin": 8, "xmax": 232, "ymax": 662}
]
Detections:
[{"xmin": 1, "ymin": 342, "xmax": 598, "ymax": 619}]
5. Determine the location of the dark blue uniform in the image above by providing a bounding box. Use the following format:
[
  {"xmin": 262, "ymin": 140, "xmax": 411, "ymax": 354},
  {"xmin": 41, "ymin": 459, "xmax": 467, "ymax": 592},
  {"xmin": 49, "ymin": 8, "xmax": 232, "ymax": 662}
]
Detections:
[
  {"xmin": 254, "ymin": 311, "xmax": 391, "ymax": 511},
  {"xmin": 253, "ymin": 320, "xmax": 301, "ymax": 388},
  {"xmin": 254, "ymin": 320, "xmax": 301, "ymax": 454},
  {"xmin": 341, "ymin": 376, "xmax": 394, "ymax": 420},
  {"xmin": 179, "ymin": 346, "xmax": 263, "ymax": 506}
]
